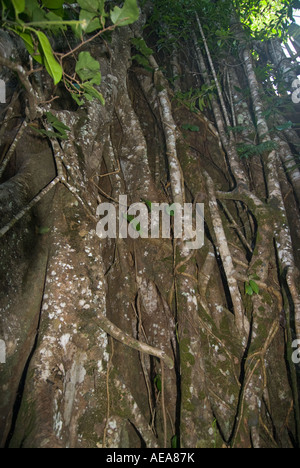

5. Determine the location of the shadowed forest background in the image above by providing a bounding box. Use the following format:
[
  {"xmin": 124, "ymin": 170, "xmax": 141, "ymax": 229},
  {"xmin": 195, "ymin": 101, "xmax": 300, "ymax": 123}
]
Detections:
[{"xmin": 0, "ymin": 0, "xmax": 300, "ymax": 448}]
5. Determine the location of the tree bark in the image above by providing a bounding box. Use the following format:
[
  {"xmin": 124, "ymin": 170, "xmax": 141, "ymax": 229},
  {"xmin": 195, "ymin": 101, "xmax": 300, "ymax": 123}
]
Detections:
[{"xmin": 0, "ymin": 5, "xmax": 299, "ymax": 449}]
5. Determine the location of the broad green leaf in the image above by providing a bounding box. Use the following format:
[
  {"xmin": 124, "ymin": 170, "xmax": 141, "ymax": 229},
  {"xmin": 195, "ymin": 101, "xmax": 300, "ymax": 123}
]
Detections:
[
  {"xmin": 110, "ymin": 0, "xmax": 139, "ymax": 26},
  {"xmin": 76, "ymin": 51, "xmax": 101, "ymax": 83},
  {"xmin": 245, "ymin": 282, "xmax": 254, "ymax": 296},
  {"xmin": 78, "ymin": 0, "xmax": 104, "ymax": 15},
  {"xmin": 35, "ymin": 31, "xmax": 63, "ymax": 85},
  {"xmin": 11, "ymin": 28, "xmax": 43, "ymax": 64},
  {"xmin": 82, "ymin": 82, "xmax": 105, "ymax": 105},
  {"xmin": 24, "ymin": 0, "xmax": 41, "ymax": 20},
  {"xmin": 11, "ymin": 0, "xmax": 25, "ymax": 16},
  {"xmin": 42, "ymin": 0, "xmax": 64, "ymax": 9},
  {"xmin": 80, "ymin": 9, "xmax": 102, "ymax": 34},
  {"xmin": 46, "ymin": 112, "xmax": 71, "ymax": 132},
  {"xmin": 249, "ymin": 280, "xmax": 260, "ymax": 295}
]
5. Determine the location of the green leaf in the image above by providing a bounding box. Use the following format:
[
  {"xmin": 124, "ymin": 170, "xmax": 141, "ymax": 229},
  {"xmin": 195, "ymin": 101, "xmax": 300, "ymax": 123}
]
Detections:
[
  {"xmin": 171, "ymin": 436, "xmax": 178, "ymax": 449},
  {"xmin": 275, "ymin": 121, "xmax": 293, "ymax": 131},
  {"xmin": 11, "ymin": 28, "xmax": 43, "ymax": 64},
  {"xmin": 71, "ymin": 92, "xmax": 85, "ymax": 107},
  {"xmin": 42, "ymin": 0, "xmax": 64, "ymax": 9},
  {"xmin": 182, "ymin": 124, "xmax": 200, "ymax": 132},
  {"xmin": 110, "ymin": 0, "xmax": 139, "ymax": 26},
  {"xmin": 131, "ymin": 37, "xmax": 153, "ymax": 57},
  {"xmin": 38, "ymin": 226, "xmax": 51, "ymax": 235},
  {"xmin": 78, "ymin": 0, "xmax": 104, "ymax": 15},
  {"xmin": 131, "ymin": 54, "xmax": 153, "ymax": 72},
  {"xmin": 31, "ymin": 127, "xmax": 57, "ymax": 139},
  {"xmin": 126, "ymin": 215, "xmax": 141, "ymax": 232},
  {"xmin": 142, "ymin": 199, "xmax": 153, "ymax": 212},
  {"xmin": 249, "ymin": 280, "xmax": 260, "ymax": 295},
  {"xmin": 46, "ymin": 112, "xmax": 71, "ymax": 139},
  {"xmin": 165, "ymin": 205, "xmax": 176, "ymax": 217},
  {"xmin": 46, "ymin": 112, "xmax": 70, "ymax": 130},
  {"xmin": 11, "ymin": 0, "xmax": 25, "ymax": 17},
  {"xmin": 76, "ymin": 51, "xmax": 101, "ymax": 83},
  {"xmin": 245, "ymin": 282, "xmax": 254, "ymax": 296},
  {"xmin": 123, "ymin": 214, "xmax": 141, "ymax": 232},
  {"xmin": 80, "ymin": 9, "xmax": 102, "ymax": 34},
  {"xmin": 81, "ymin": 82, "xmax": 105, "ymax": 106},
  {"xmin": 34, "ymin": 30, "xmax": 63, "ymax": 84},
  {"xmin": 154, "ymin": 375, "xmax": 162, "ymax": 393}
]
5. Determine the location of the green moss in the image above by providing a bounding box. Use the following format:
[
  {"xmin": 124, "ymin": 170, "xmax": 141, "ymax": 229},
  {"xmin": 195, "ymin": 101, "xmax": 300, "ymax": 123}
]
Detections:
[
  {"xmin": 180, "ymin": 339, "xmax": 196, "ymax": 366},
  {"xmin": 78, "ymin": 408, "xmax": 105, "ymax": 447},
  {"xmin": 180, "ymin": 338, "xmax": 196, "ymax": 412},
  {"xmin": 261, "ymin": 291, "xmax": 272, "ymax": 306}
]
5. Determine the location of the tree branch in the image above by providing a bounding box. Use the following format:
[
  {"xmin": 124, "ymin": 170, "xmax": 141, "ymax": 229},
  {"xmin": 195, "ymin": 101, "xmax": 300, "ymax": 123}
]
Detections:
[
  {"xmin": 0, "ymin": 119, "xmax": 28, "ymax": 179},
  {"xmin": 205, "ymin": 171, "xmax": 249, "ymax": 336},
  {"xmin": 97, "ymin": 314, "xmax": 174, "ymax": 371},
  {"xmin": 0, "ymin": 56, "xmax": 38, "ymax": 120}
]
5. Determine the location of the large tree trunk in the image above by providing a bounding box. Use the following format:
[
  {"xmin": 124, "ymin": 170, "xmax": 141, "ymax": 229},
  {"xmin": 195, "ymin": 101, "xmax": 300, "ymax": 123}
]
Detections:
[{"xmin": 0, "ymin": 5, "xmax": 299, "ymax": 449}]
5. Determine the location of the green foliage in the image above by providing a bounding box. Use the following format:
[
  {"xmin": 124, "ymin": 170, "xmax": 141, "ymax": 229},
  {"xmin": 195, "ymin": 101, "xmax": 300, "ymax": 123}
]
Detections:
[
  {"xmin": 110, "ymin": 0, "xmax": 140, "ymax": 27},
  {"xmin": 237, "ymin": 0, "xmax": 300, "ymax": 40},
  {"xmin": 245, "ymin": 280, "xmax": 260, "ymax": 296},
  {"xmin": 131, "ymin": 37, "xmax": 154, "ymax": 71},
  {"xmin": 37, "ymin": 226, "xmax": 51, "ymax": 235},
  {"xmin": 33, "ymin": 112, "xmax": 71, "ymax": 140},
  {"xmin": 78, "ymin": 0, "xmax": 106, "ymax": 34},
  {"xmin": 0, "ymin": 0, "xmax": 140, "ymax": 106},
  {"xmin": 182, "ymin": 124, "xmax": 200, "ymax": 132},
  {"xmin": 11, "ymin": 0, "xmax": 25, "ymax": 18},
  {"xmin": 275, "ymin": 121, "xmax": 294, "ymax": 132},
  {"xmin": 171, "ymin": 435, "xmax": 179, "ymax": 448},
  {"xmin": 150, "ymin": 0, "xmax": 234, "ymax": 55},
  {"xmin": 165, "ymin": 205, "xmax": 176, "ymax": 217},
  {"xmin": 175, "ymin": 84, "xmax": 215, "ymax": 113},
  {"xmin": 142, "ymin": 199, "xmax": 153, "ymax": 212},
  {"xmin": 154, "ymin": 374, "xmax": 162, "ymax": 392},
  {"xmin": 36, "ymin": 30, "xmax": 63, "ymax": 85},
  {"xmin": 124, "ymin": 214, "xmax": 141, "ymax": 233},
  {"xmin": 237, "ymin": 141, "xmax": 278, "ymax": 159},
  {"xmin": 76, "ymin": 52, "xmax": 101, "ymax": 83},
  {"xmin": 70, "ymin": 51, "xmax": 105, "ymax": 105}
]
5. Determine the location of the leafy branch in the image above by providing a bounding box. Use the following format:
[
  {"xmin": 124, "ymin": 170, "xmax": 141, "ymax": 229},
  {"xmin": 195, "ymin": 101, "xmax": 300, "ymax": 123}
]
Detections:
[{"xmin": 0, "ymin": 0, "xmax": 140, "ymax": 109}]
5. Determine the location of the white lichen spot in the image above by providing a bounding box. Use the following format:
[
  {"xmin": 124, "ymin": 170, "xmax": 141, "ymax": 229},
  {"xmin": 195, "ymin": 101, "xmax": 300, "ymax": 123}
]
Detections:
[{"xmin": 60, "ymin": 334, "xmax": 71, "ymax": 353}]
